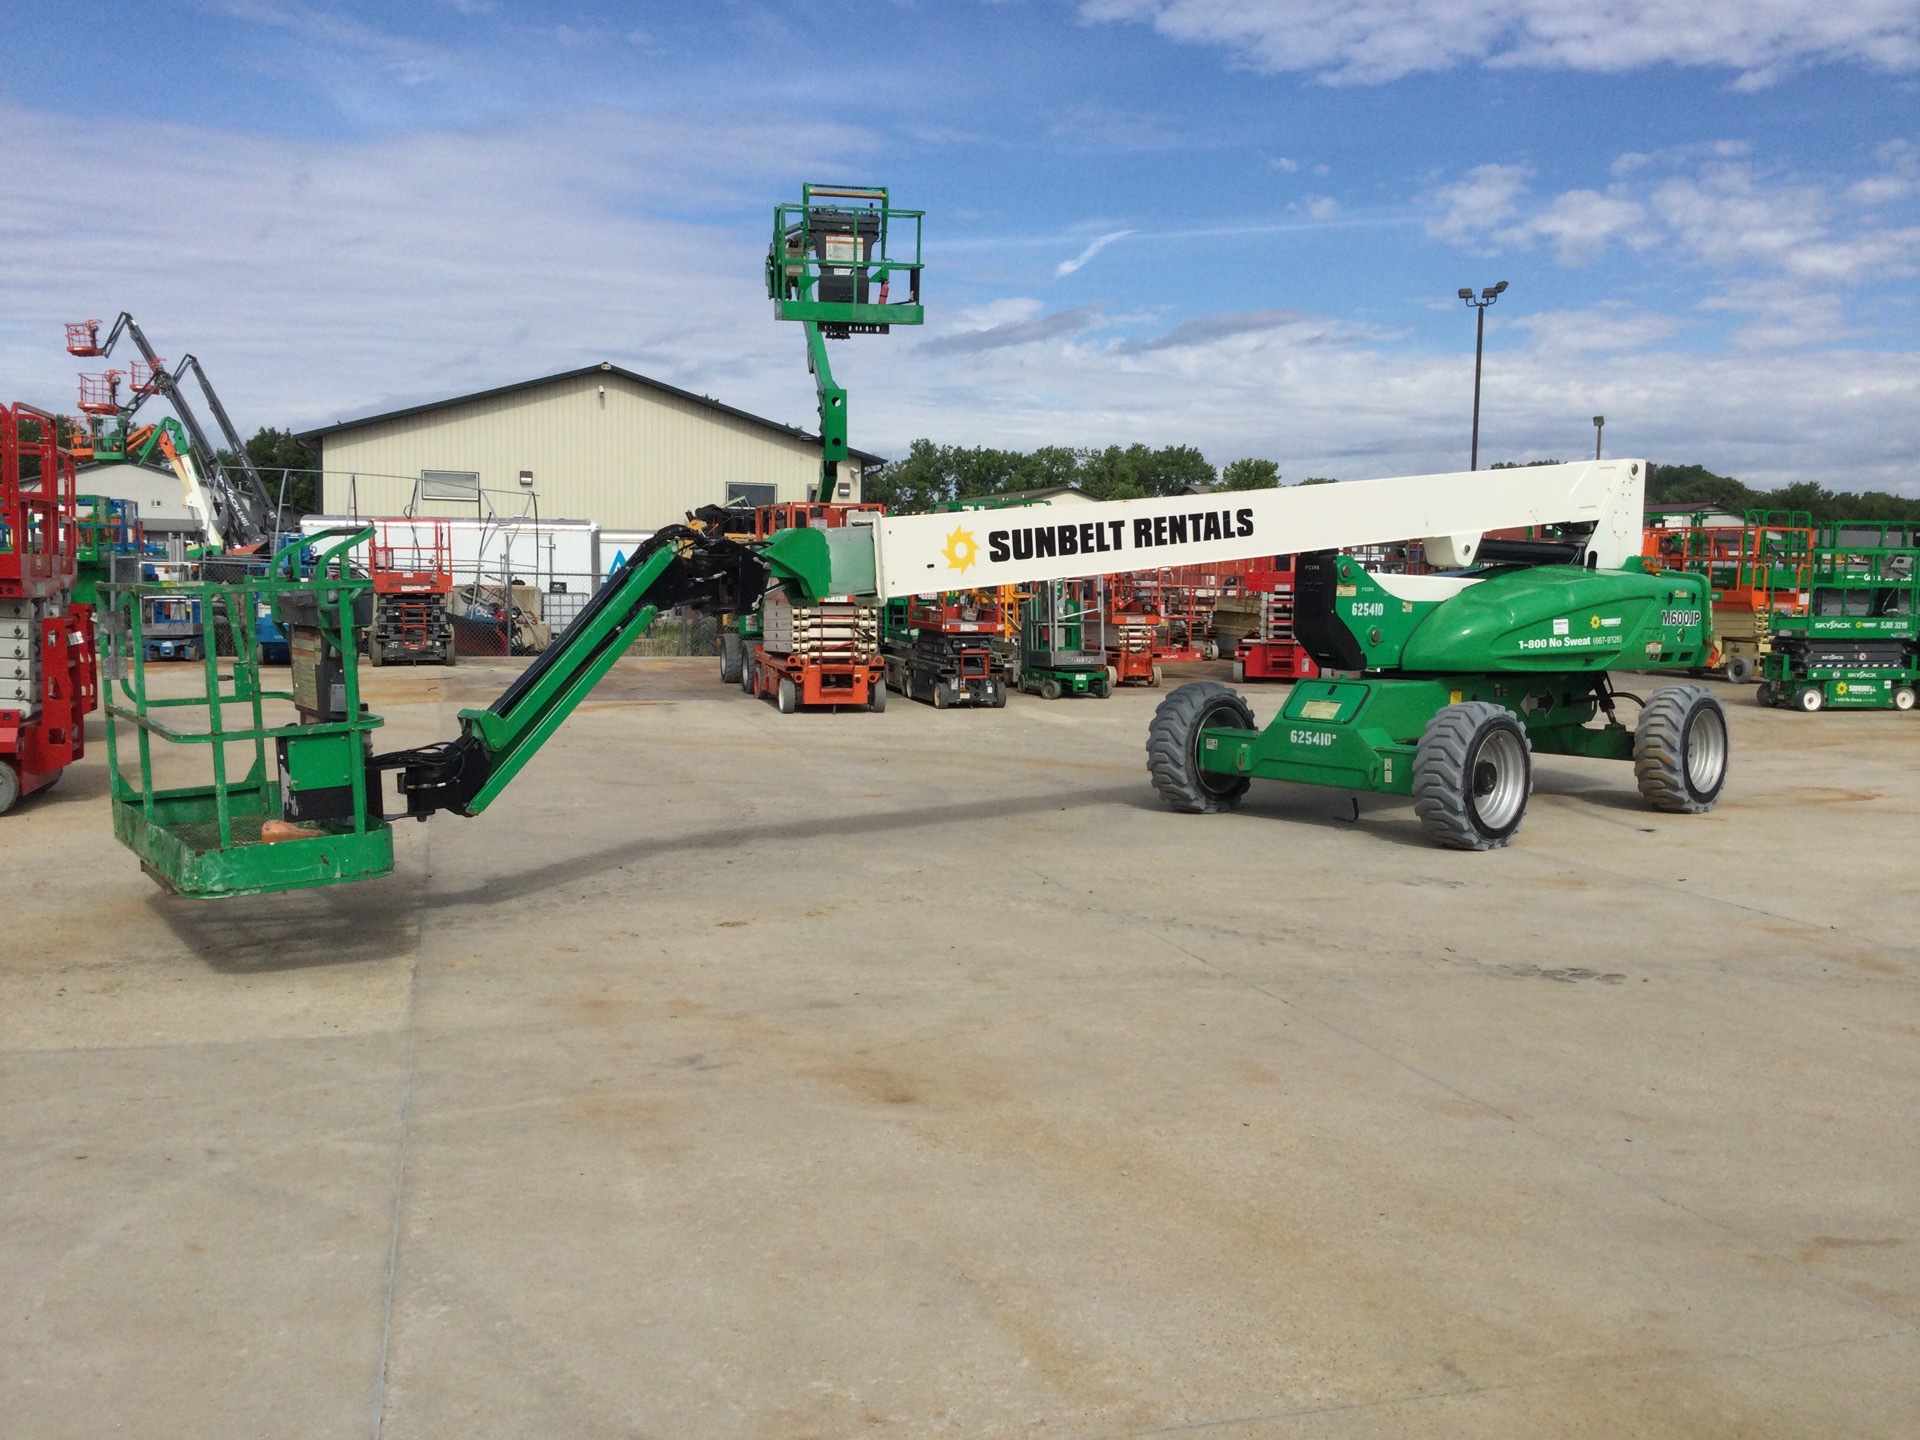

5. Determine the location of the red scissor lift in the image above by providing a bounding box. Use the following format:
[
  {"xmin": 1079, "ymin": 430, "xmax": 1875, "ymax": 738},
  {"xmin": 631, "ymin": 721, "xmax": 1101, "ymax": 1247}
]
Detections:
[
  {"xmin": 1, "ymin": 403, "xmax": 99, "ymax": 813},
  {"xmin": 367, "ymin": 519, "xmax": 456, "ymax": 666},
  {"xmin": 1236, "ymin": 560, "xmax": 1321, "ymax": 683}
]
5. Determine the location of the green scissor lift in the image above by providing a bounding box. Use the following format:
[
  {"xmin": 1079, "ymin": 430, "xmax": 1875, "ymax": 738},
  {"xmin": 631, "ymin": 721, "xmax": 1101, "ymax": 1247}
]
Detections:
[{"xmin": 1759, "ymin": 521, "xmax": 1919, "ymax": 712}]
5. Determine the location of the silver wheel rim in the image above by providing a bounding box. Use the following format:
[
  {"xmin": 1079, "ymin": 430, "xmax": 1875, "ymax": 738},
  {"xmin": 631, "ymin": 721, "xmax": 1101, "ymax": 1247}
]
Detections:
[
  {"xmin": 1469, "ymin": 728, "xmax": 1527, "ymax": 831},
  {"xmin": 1684, "ymin": 704, "xmax": 1727, "ymax": 793},
  {"xmin": 1195, "ymin": 701, "xmax": 1246, "ymax": 795}
]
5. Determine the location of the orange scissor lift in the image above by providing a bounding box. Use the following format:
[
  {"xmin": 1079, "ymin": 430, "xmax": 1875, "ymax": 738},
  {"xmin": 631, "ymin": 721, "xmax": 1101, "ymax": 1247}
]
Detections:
[
  {"xmin": 367, "ymin": 519, "xmax": 456, "ymax": 666},
  {"xmin": 1642, "ymin": 513, "xmax": 1813, "ymax": 682}
]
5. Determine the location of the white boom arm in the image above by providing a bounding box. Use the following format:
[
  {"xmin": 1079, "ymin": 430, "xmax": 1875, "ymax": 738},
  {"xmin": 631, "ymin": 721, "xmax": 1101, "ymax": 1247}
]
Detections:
[{"xmin": 866, "ymin": 459, "xmax": 1646, "ymax": 600}]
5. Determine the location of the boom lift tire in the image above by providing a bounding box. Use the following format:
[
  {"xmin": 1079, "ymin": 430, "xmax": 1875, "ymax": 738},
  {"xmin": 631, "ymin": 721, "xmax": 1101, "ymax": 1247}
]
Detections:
[
  {"xmin": 720, "ymin": 632, "xmax": 744, "ymax": 685},
  {"xmin": 1412, "ymin": 701, "xmax": 1532, "ymax": 851},
  {"xmin": 1147, "ymin": 682, "xmax": 1255, "ymax": 814},
  {"xmin": 1633, "ymin": 685, "xmax": 1729, "ymax": 814},
  {"xmin": 777, "ymin": 676, "xmax": 798, "ymax": 714},
  {"xmin": 0, "ymin": 759, "xmax": 19, "ymax": 816}
]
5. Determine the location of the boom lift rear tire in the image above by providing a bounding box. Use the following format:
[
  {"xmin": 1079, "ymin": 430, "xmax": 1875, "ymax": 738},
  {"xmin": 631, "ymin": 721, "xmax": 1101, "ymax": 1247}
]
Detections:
[
  {"xmin": 1412, "ymin": 701, "xmax": 1532, "ymax": 851},
  {"xmin": 1146, "ymin": 682, "xmax": 1255, "ymax": 814},
  {"xmin": 1633, "ymin": 684, "xmax": 1729, "ymax": 814}
]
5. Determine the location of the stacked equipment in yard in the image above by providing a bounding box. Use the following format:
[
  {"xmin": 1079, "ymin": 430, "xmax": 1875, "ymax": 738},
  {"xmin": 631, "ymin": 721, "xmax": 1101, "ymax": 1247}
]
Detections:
[
  {"xmin": 1758, "ymin": 521, "xmax": 1918, "ymax": 712},
  {"xmin": 1, "ymin": 403, "xmax": 99, "ymax": 813},
  {"xmin": 1234, "ymin": 561, "xmax": 1321, "ymax": 683},
  {"xmin": 367, "ymin": 519, "xmax": 456, "ymax": 667},
  {"xmin": 717, "ymin": 500, "xmax": 886, "ymax": 702},
  {"xmin": 747, "ymin": 587, "xmax": 885, "ymax": 713},
  {"xmin": 1642, "ymin": 509, "xmax": 1814, "ymax": 682},
  {"xmin": 883, "ymin": 594, "xmax": 1007, "ymax": 708}
]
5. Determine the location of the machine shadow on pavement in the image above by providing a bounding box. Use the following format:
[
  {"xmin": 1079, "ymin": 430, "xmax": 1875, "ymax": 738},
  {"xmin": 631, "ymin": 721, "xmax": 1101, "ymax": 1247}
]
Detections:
[
  {"xmin": 147, "ymin": 872, "xmax": 423, "ymax": 972},
  {"xmin": 422, "ymin": 784, "xmax": 1147, "ymax": 911}
]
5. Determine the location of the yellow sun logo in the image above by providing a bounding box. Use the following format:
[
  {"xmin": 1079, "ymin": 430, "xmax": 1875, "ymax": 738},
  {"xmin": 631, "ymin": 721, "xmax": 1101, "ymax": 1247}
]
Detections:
[
  {"xmin": 942, "ymin": 526, "xmax": 980, "ymax": 573},
  {"xmin": 1590, "ymin": 614, "xmax": 1602, "ymax": 629}
]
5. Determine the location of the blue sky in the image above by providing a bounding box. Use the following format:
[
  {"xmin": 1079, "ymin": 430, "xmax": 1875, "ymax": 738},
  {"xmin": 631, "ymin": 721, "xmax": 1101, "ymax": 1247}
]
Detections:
[{"xmin": 3, "ymin": 1, "xmax": 1917, "ymax": 488}]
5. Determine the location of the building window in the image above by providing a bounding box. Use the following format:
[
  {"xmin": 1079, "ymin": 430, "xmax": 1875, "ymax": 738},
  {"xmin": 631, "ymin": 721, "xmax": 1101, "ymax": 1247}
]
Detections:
[{"xmin": 726, "ymin": 482, "xmax": 777, "ymax": 508}]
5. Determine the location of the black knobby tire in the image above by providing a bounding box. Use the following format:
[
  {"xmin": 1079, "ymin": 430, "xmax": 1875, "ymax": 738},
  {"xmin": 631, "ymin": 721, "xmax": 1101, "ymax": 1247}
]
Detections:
[
  {"xmin": 1146, "ymin": 682, "xmax": 1255, "ymax": 814},
  {"xmin": 1634, "ymin": 683, "xmax": 1729, "ymax": 814},
  {"xmin": 0, "ymin": 759, "xmax": 20, "ymax": 815},
  {"xmin": 719, "ymin": 632, "xmax": 743, "ymax": 685},
  {"xmin": 1412, "ymin": 701, "xmax": 1533, "ymax": 851}
]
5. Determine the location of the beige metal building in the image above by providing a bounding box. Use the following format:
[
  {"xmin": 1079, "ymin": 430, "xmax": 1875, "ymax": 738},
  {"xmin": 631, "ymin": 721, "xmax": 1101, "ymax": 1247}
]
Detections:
[{"xmin": 300, "ymin": 363, "xmax": 878, "ymax": 529}]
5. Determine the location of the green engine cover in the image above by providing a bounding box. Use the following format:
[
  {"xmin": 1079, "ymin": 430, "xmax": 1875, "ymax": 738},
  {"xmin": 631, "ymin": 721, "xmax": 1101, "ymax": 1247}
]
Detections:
[{"xmin": 1329, "ymin": 563, "xmax": 1713, "ymax": 674}]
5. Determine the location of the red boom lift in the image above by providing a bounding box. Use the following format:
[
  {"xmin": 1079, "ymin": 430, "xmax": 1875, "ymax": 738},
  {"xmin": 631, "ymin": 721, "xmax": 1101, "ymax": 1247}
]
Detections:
[{"xmin": 2, "ymin": 403, "xmax": 99, "ymax": 813}]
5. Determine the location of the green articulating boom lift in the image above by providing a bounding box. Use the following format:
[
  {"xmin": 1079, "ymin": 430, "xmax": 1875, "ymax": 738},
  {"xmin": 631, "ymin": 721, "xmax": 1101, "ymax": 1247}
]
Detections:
[
  {"xmin": 101, "ymin": 513, "xmax": 819, "ymax": 897},
  {"xmin": 766, "ymin": 185, "xmax": 924, "ymax": 503},
  {"xmin": 102, "ymin": 456, "xmax": 1728, "ymax": 898}
]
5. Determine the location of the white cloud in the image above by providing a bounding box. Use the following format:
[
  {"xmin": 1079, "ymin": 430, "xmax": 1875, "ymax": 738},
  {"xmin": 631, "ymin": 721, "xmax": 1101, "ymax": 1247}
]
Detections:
[
  {"xmin": 1425, "ymin": 149, "xmax": 1920, "ymax": 285},
  {"xmin": 1423, "ymin": 164, "xmax": 1533, "ymax": 247},
  {"xmin": 1499, "ymin": 189, "xmax": 1654, "ymax": 264},
  {"xmin": 1652, "ymin": 163, "xmax": 1920, "ymax": 282},
  {"xmin": 1080, "ymin": 0, "xmax": 1920, "ymax": 86},
  {"xmin": 1055, "ymin": 230, "xmax": 1136, "ymax": 276},
  {"xmin": 1513, "ymin": 305, "xmax": 1682, "ymax": 352},
  {"xmin": 1305, "ymin": 195, "xmax": 1340, "ymax": 222}
]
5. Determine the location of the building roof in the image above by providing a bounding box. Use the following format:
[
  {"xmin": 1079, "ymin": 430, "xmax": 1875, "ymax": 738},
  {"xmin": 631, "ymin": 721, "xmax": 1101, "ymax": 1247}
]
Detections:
[{"xmin": 294, "ymin": 362, "xmax": 884, "ymax": 464}]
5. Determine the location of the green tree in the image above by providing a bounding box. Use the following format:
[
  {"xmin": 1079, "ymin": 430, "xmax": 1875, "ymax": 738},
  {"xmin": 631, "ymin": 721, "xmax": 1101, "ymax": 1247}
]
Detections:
[
  {"xmin": 1219, "ymin": 458, "xmax": 1280, "ymax": 490},
  {"xmin": 215, "ymin": 427, "xmax": 322, "ymax": 514}
]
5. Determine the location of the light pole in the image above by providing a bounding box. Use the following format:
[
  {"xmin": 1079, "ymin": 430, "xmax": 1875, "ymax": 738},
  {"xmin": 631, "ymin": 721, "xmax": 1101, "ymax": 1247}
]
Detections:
[
  {"xmin": 1592, "ymin": 414, "xmax": 1605, "ymax": 460},
  {"xmin": 1457, "ymin": 280, "xmax": 1507, "ymax": 470}
]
